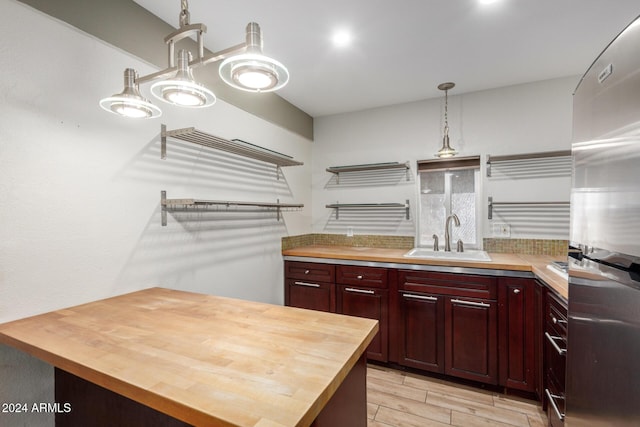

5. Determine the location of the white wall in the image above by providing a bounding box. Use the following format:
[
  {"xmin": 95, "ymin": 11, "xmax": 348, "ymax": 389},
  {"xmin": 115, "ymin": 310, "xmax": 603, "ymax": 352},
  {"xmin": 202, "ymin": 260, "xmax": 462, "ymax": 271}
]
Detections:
[
  {"xmin": 0, "ymin": 2, "xmax": 311, "ymax": 425},
  {"xmin": 313, "ymin": 76, "xmax": 576, "ymax": 240}
]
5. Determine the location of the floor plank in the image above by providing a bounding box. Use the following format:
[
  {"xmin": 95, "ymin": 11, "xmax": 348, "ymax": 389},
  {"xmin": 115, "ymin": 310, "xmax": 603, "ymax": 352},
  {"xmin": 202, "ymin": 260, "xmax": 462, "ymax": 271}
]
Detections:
[{"xmin": 367, "ymin": 365, "xmax": 547, "ymax": 427}]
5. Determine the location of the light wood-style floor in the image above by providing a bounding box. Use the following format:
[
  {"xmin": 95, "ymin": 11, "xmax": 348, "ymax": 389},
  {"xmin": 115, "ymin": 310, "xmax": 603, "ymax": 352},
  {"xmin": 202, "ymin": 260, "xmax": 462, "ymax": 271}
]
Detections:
[{"xmin": 367, "ymin": 364, "xmax": 548, "ymax": 427}]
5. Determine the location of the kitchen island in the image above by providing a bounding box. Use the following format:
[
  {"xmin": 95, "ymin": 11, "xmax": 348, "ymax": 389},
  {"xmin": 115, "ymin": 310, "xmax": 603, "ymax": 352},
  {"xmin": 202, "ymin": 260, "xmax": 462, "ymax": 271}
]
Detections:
[{"xmin": 0, "ymin": 287, "xmax": 378, "ymax": 427}]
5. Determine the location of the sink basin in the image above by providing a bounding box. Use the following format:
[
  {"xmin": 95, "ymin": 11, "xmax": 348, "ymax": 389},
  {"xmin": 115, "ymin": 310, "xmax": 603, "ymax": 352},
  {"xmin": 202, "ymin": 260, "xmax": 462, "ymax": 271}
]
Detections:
[{"xmin": 403, "ymin": 247, "xmax": 491, "ymax": 262}]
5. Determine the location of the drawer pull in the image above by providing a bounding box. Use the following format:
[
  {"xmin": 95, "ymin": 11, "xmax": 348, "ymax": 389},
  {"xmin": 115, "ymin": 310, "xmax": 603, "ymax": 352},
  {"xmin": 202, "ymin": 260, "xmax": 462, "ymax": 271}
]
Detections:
[
  {"xmin": 545, "ymin": 388, "xmax": 565, "ymax": 421},
  {"xmin": 356, "ymin": 275, "xmax": 363, "ymax": 280},
  {"xmin": 513, "ymin": 288, "xmax": 521, "ymax": 294},
  {"xmin": 550, "ymin": 313, "xmax": 567, "ymax": 325},
  {"xmin": 345, "ymin": 287, "xmax": 375, "ymax": 295},
  {"xmin": 451, "ymin": 298, "xmax": 490, "ymax": 308},
  {"xmin": 293, "ymin": 281, "xmax": 320, "ymax": 288},
  {"xmin": 545, "ymin": 332, "xmax": 567, "ymax": 355},
  {"xmin": 402, "ymin": 293, "xmax": 437, "ymax": 301},
  {"xmin": 304, "ymin": 270, "xmax": 310, "ymax": 275}
]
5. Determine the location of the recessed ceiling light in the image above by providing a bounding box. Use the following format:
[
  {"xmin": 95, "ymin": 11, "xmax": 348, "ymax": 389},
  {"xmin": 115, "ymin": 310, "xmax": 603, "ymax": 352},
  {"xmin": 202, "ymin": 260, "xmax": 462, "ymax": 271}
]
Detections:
[{"xmin": 332, "ymin": 30, "xmax": 352, "ymax": 47}]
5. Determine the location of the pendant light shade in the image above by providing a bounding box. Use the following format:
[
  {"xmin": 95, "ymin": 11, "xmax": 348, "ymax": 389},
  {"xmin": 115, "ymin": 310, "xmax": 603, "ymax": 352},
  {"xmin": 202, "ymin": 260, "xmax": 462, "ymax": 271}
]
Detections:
[
  {"xmin": 219, "ymin": 23, "xmax": 289, "ymax": 92},
  {"xmin": 151, "ymin": 50, "xmax": 216, "ymax": 108},
  {"xmin": 99, "ymin": 69, "xmax": 162, "ymax": 119},
  {"xmin": 435, "ymin": 82, "xmax": 458, "ymax": 158}
]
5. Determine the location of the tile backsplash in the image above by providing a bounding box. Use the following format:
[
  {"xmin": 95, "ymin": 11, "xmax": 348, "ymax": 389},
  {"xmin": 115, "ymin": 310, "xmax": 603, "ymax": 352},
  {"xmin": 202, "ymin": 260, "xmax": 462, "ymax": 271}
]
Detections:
[
  {"xmin": 282, "ymin": 234, "xmax": 414, "ymax": 251},
  {"xmin": 283, "ymin": 234, "xmax": 568, "ymax": 256},
  {"xmin": 483, "ymin": 238, "xmax": 568, "ymax": 256}
]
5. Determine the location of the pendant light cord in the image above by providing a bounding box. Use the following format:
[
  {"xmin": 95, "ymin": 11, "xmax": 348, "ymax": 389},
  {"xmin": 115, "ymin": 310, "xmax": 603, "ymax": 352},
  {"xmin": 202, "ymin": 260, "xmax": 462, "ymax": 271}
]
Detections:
[
  {"xmin": 443, "ymin": 88, "xmax": 449, "ymax": 137},
  {"xmin": 179, "ymin": 0, "xmax": 190, "ymax": 27}
]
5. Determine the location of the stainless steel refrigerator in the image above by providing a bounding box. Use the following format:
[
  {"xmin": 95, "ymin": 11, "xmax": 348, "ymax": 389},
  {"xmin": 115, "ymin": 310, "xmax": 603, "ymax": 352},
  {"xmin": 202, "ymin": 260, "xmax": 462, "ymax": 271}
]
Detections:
[{"xmin": 566, "ymin": 14, "xmax": 640, "ymax": 427}]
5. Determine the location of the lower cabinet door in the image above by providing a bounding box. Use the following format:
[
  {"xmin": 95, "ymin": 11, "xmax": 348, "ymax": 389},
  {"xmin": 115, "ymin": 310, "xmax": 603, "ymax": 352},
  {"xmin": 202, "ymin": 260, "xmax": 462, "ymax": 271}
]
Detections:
[
  {"xmin": 398, "ymin": 292, "xmax": 445, "ymax": 373},
  {"xmin": 286, "ymin": 279, "xmax": 334, "ymax": 313},
  {"xmin": 337, "ymin": 285, "xmax": 388, "ymax": 362},
  {"xmin": 445, "ymin": 296, "xmax": 498, "ymax": 384}
]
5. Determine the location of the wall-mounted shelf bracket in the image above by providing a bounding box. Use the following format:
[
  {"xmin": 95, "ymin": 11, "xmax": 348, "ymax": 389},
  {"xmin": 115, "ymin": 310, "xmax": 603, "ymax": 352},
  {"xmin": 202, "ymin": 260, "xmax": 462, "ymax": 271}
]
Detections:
[
  {"xmin": 326, "ymin": 199, "xmax": 410, "ymax": 220},
  {"xmin": 161, "ymin": 191, "xmax": 303, "ymax": 226}
]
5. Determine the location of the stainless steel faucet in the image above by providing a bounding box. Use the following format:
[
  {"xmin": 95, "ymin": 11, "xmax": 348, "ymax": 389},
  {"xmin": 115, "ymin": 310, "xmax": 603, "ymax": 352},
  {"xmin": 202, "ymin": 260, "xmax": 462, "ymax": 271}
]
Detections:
[{"xmin": 444, "ymin": 213, "xmax": 460, "ymax": 252}]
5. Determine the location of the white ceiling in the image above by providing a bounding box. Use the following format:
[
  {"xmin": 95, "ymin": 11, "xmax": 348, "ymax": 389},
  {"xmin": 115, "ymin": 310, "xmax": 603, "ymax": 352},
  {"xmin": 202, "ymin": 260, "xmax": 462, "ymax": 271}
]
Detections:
[{"xmin": 133, "ymin": 0, "xmax": 640, "ymax": 118}]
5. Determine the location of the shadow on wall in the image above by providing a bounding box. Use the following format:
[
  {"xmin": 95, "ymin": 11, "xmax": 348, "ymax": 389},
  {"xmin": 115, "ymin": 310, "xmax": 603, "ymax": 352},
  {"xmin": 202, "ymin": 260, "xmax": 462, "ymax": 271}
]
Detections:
[
  {"xmin": 116, "ymin": 205, "xmax": 288, "ymax": 288},
  {"xmin": 114, "ymin": 133, "xmax": 294, "ymax": 196},
  {"xmin": 111, "ymin": 132, "xmax": 298, "ymax": 294},
  {"xmin": 323, "ymin": 209, "xmax": 414, "ymax": 236}
]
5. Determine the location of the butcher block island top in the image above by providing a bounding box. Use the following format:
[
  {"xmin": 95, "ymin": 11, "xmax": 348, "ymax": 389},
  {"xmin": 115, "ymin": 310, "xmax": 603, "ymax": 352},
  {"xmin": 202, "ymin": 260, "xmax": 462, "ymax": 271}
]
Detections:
[{"xmin": 0, "ymin": 287, "xmax": 378, "ymax": 427}]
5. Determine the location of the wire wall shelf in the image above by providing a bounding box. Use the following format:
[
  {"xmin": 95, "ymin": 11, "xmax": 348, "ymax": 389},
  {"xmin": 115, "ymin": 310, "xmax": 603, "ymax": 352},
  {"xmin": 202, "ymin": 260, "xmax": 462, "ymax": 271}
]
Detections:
[
  {"xmin": 486, "ymin": 150, "xmax": 571, "ymax": 178},
  {"xmin": 160, "ymin": 124, "xmax": 303, "ymax": 178},
  {"xmin": 326, "ymin": 161, "xmax": 411, "ymax": 184},
  {"xmin": 161, "ymin": 191, "xmax": 303, "ymax": 226},
  {"xmin": 326, "ymin": 200, "xmax": 410, "ymax": 220}
]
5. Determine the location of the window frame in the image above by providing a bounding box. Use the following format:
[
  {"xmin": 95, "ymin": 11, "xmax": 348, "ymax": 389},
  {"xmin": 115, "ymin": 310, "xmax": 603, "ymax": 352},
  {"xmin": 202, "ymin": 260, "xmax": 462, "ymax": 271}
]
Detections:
[{"xmin": 415, "ymin": 156, "xmax": 482, "ymax": 249}]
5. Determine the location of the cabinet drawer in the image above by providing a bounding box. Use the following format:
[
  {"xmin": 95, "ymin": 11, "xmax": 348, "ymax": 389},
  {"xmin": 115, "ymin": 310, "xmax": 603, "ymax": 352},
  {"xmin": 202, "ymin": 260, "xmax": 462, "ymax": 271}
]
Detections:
[
  {"xmin": 286, "ymin": 279, "xmax": 335, "ymax": 313},
  {"xmin": 546, "ymin": 291, "xmax": 568, "ymax": 338},
  {"xmin": 285, "ymin": 261, "xmax": 335, "ymax": 283},
  {"xmin": 336, "ymin": 265, "xmax": 388, "ymax": 289},
  {"xmin": 398, "ymin": 270, "xmax": 496, "ymax": 299}
]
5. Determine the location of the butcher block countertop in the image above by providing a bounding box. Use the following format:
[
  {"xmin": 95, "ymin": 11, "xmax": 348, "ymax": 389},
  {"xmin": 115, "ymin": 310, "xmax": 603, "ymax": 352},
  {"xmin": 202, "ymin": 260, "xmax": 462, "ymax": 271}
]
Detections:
[
  {"xmin": 0, "ymin": 287, "xmax": 378, "ymax": 427},
  {"xmin": 282, "ymin": 245, "xmax": 568, "ymax": 299}
]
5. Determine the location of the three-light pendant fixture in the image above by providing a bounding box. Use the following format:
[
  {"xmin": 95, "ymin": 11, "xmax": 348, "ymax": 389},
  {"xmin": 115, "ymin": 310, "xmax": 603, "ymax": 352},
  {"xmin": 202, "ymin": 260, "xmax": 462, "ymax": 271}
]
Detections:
[{"xmin": 99, "ymin": 0, "xmax": 289, "ymax": 119}]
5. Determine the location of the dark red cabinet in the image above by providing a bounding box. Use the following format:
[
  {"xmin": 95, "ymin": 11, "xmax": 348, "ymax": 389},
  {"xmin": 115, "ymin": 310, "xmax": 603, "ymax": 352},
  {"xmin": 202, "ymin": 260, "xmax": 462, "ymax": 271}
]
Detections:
[
  {"xmin": 498, "ymin": 277, "xmax": 537, "ymax": 392},
  {"xmin": 395, "ymin": 270, "xmax": 498, "ymax": 385},
  {"xmin": 337, "ymin": 285, "xmax": 388, "ymax": 361},
  {"xmin": 543, "ymin": 289, "xmax": 567, "ymax": 427},
  {"xmin": 398, "ymin": 292, "xmax": 444, "ymax": 372},
  {"xmin": 285, "ymin": 262, "xmax": 335, "ymax": 313},
  {"xmin": 446, "ymin": 295, "xmax": 498, "ymax": 384},
  {"xmin": 285, "ymin": 261, "xmax": 389, "ymax": 362}
]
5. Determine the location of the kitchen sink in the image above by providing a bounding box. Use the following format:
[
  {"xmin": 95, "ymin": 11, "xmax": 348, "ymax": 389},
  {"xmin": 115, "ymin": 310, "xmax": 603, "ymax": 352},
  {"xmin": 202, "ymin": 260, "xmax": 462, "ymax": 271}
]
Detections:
[{"xmin": 403, "ymin": 247, "xmax": 492, "ymax": 262}]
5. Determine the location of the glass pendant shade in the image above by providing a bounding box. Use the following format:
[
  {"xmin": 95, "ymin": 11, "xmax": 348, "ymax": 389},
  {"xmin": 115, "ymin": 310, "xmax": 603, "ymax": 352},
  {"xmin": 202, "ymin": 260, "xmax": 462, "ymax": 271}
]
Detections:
[
  {"xmin": 151, "ymin": 50, "xmax": 216, "ymax": 108},
  {"xmin": 99, "ymin": 69, "xmax": 161, "ymax": 119},
  {"xmin": 436, "ymin": 133, "xmax": 458, "ymax": 158},
  {"xmin": 219, "ymin": 23, "xmax": 289, "ymax": 92}
]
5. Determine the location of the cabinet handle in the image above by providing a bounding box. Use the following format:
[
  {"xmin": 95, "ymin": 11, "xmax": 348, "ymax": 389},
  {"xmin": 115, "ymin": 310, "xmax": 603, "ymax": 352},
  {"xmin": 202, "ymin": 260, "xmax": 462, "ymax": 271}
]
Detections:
[
  {"xmin": 304, "ymin": 270, "xmax": 310, "ymax": 275},
  {"xmin": 513, "ymin": 288, "xmax": 521, "ymax": 294},
  {"xmin": 544, "ymin": 332, "xmax": 567, "ymax": 355},
  {"xmin": 293, "ymin": 281, "xmax": 320, "ymax": 288},
  {"xmin": 345, "ymin": 287, "xmax": 375, "ymax": 295},
  {"xmin": 550, "ymin": 313, "xmax": 567, "ymax": 325},
  {"xmin": 402, "ymin": 293, "xmax": 437, "ymax": 301},
  {"xmin": 451, "ymin": 298, "xmax": 490, "ymax": 308},
  {"xmin": 545, "ymin": 388, "xmax": 565, "ymax": 421},
  {"xmin": 356, "ymin": 275, "xmax": 363, "ymax": 280}
]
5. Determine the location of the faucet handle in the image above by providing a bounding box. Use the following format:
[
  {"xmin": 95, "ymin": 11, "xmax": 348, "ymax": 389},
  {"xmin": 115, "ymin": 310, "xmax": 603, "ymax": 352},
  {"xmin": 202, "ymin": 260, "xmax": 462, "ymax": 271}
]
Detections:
[
  {"xmin": 432, "ymin": 234, "xmax": 439, "ymax": 251},
  {"xmin": 456, "ymin": 239, "xmax": 464, "ymax": 252}
]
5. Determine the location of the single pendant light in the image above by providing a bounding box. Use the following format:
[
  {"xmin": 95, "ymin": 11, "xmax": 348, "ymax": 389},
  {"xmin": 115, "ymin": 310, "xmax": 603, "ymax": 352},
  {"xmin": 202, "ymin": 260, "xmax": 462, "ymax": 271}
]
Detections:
[{"xmin": 435, "ymin": 82, "xmax": 458, "ymax": 158}]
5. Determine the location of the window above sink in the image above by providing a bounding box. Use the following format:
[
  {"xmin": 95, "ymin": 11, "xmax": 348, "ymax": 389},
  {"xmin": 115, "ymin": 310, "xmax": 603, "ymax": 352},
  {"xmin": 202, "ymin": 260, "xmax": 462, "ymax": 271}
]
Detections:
[{"xmin": 416, "ymin": 156, "xmax": 481, "ymax": 251}]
